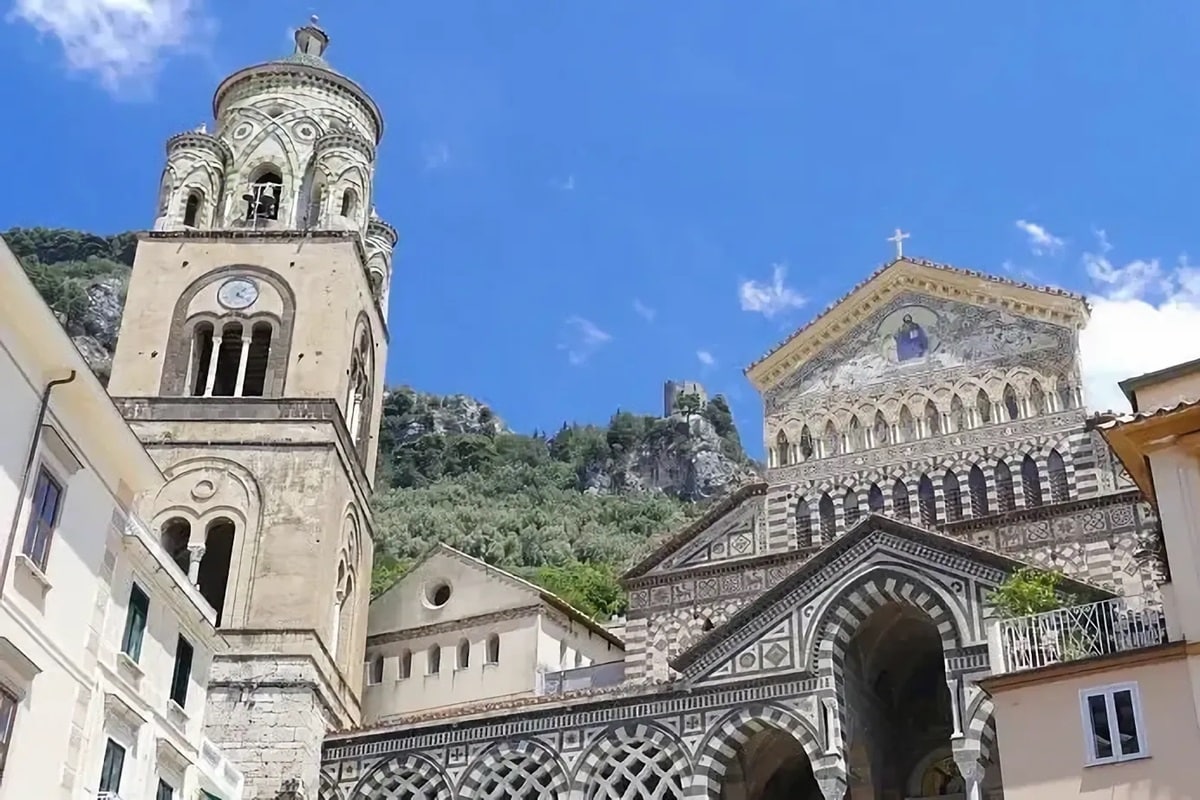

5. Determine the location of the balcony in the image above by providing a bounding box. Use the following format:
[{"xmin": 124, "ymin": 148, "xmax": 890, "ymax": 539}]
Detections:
[
  {"xmin": 538, "ymin": 661, "xmax": 625, "ymax": 695},
  {"xmin": 988, "ymin": 596, "xmax": 1169, "ymax": 675},
  {"xmin": 197, "ymin": 737, "xmax": 244, "ymax": 799}
]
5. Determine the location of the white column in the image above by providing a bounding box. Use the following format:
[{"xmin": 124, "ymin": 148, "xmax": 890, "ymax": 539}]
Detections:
[
  {"xmin": 331, "ymin": 589, "xmax": 345, "ymax": 657},
  {"xmin": 349, "ymin": 391, "xmax": 364, "ymax": 440},
  {"xmin": 233, "ymin": 336, "xmax": 252, "ymax": 396},
  {"xmin": 203, "ymin": 336, "xmax": 222, "ymax": 396},
  {"xmin": 186, "ymin": 544, "xmax": 206, "ymax": 586}
]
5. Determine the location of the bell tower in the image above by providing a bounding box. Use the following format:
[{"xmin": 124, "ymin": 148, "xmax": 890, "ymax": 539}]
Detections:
[{"xmin": 107, "ymin": 18, "xmax": 396, "ymax": 799}]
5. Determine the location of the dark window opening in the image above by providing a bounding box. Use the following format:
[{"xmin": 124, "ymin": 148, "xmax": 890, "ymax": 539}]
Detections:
[
  {"xmin": 210, "ymin": 323, "xmax": 243, "ymax": 397},
  {"xmin": 160, "ymin": 518, "xmax": 190, "ymax": 574},
  {"xmin": 918, "ymin": 474, "xmax": 938, "ymax": 527},
  {"xmin": 457, "ymin": 639, "xmax": 470, "ymax": 669},
  {"xmin": 369, "ymin": 655, "xmax": 384, "ymax": 684},
  {"xmin": 198, "ymin": 519, "xmax": 235, "ymax": 627},
  {"xmin": 892, "ymin": 479, "xmax": 911, "ymax": 520},
  {"xmin": 995, "ymin": 460, "xmax": 1016, "ymax": 512},
  {"xmin": 340, "ymin": 189, "xmax": 356, "ymax": 217},
  {"xmin": 795, "ymin": 498, "xmax": 813, "ymax": 548},
  {"xmin": 969, "ymin": 465, "xmax": 990, "ymax": 516},
  {"xmin": 0, "ymin": 687, "xmax": 17, "ymax": 784},
  {"xmin": 121, "ymin": 584, "xmax": 150, "ymax": 662},
  {"xmin": 818, "ymin": 494, "xmax": 836, "ymax": 542},
  {"xmin": 867, "ymin": 484, "xmax": 885, "ymax": 513},
  {"xmin": 99, "ymin": 739, "xmax": 125, "ymax": 794},
  {"xmin": 183, "ymin": 192, "xmax": 202, "ymax": 227},
  {"xmin": 22, "ymin": 467, "xmax": 62, "ymax": 570},
  {"xmin": 1022, "ymin": 455, "xmax": 1044, "ymax": 507},
  {"xmin": 943, "ymin": 470, "xmax": 964, "ymax": 522},
  {"xmin": 245, "ymin": 171, "xmax": 282, "ymax": 222},
  {"xmin": 190, "ymin": 323, "xmax": 215, "ymax": 396},
  {"xmin": 1048, "ymin": 449, "xmax": 1070, "ymax": 503},
  {"xmin": 241, "ymin": 322, "xmax": 273, "ymax": 397},
  {"xmin": 485, "ymin": 635, "xmax": 500, "ymax": 663},
  {"xmin": 170, "ymin": 635, "xmax": 193, "ymax": 708},
  {"xmin": 1004, "ymin": 384, "xmax": 1021, "ymax": 421}
]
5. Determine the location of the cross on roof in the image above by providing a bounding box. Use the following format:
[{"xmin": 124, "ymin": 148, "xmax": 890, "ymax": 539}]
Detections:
[{"xmin": 887, "ymin": 228, "xmax": 911, "ymax": 259}]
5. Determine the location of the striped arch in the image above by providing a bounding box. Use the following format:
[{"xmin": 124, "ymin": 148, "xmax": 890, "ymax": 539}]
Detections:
[
  {"xmin": 351, "ymin": 752, "xmax": 453, "ymax": 800},
  {"xmin": 570, "ymin": 722, "xmax": 690, "ymax": 800},
  {"xmin": 807, "ymin": 567, "xmax": 966, "ymax": 676},
  {"xmin": 961, "ymin": 691, "xmax": 998, "ymax": 765},
  {"xmin": 319, "ymin": 770, "xmax": 345, "ymax": 800},
  {"xmin": 459, "ymin": 739, "xmax": 570, "ymax": 799},
  {"xmin": 693, "ymin": 704, "xmax": 824, "ymax": 799}
]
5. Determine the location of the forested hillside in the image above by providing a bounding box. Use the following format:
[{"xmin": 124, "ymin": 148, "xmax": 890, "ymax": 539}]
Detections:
[{"xmin": 5, "ymin": 226, "xmax": 761, "ymax": 618}]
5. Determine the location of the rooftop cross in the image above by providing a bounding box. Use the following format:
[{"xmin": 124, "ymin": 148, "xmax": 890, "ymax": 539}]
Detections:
[{"xmin": 887, "ymin": 228, "xmax": 911, "ymax": 260}]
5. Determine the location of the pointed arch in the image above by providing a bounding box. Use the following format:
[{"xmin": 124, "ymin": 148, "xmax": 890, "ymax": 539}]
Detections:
[
  {"xmin": 819, "ymin": 494, "xmax": 836, "ymax": 541},
  {"xmin": 692, "ymin": 705, "xmax": 824, "ymax": 798},
  {"xmin": 823, "ymin": 420, "xmax": 840, "ymax": 457},
  {"xmin": 456, "ymin": 638, "xmax": 470, "ymax": 669},
  {"xmin": 848, "ymin": 415, "xmax": 863, "ymax": 451},
  {"xmin": 867, "ymin": 484, "xmax": 885, "ymax": 513},
  {"xmin": 918, "ymin": 474, "xmax": 937, "ymax": 527},
  {"xmin": 1003, "ymin": 384, "xmax": 1020, "ymax": 421},
  {"xmin": 775, "ymin": 429, "xmax": 790, "ymax": 467},
  {"xmin": 796, "ymin": 497, "xmax": 814, "ymax": 548},
  {"xmin": 995, "ymin": 459, "xmax": 1016, "ymax": 512},
  {"xmin": 460, "ymin": 739, "xmax": 570, "ymax": 800},
  {"xmin": 892, "ymin": 479, "xmax": 911, "ymax": 520},
  {"xmin": 968, "ymin": 465, "xmax": 989, "ymax": 516},
  {"xmin": 872, "ymin": 410, "xmax": 889, "ymax": 446},
  {"xmin": 844, "ymin": 488, "xmax": 862, "ymax": 529},
  {"xmin": 976, "ymin": 388, "xmax": 992, "ymax": 425},
  {"xmin": 899, "ymin": 405, "xmax": 917, "ymax": 442},
  {"xmin": 942, "ymin": 470, "xmax": 964, "ymax": 522},
  {"xmin": 1047, "ymin": 449, "xmax": 1070, "ymax": 502},
  {"xmin": 346, "ymin": 314, "xmax": 376, "ymax": 459},
  {"xmin": 950, "ymin": 394, "xmax": 966, "ymax": 432},
  {"xmin": 923, "ymin": 399, "xmax": 941, "ymax": 436},
  {"xmin": 1029, "ymin": 379, "xmax": 1047, "ymax": 416},
  {"xmin": 1022, "ymin": 454, "xmax": 1044, "ymax": 506},
  {"xmin": 799, "ymin": 425, "xmax": 814, "ymax": 460}
]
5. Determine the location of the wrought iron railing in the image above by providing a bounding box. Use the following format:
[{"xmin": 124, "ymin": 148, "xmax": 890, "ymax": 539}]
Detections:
[
  {"xmin": 992, "ymin": 596, "xmax": 1168, "ymax": 674},
  {"xmin": 538, "ymin": 661, "xmax": 625, "ymax": 695}
]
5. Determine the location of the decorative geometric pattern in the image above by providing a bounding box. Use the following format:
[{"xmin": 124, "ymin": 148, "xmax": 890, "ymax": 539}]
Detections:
[
  {"xmin": 692, "ymin": 704, "xmax": 824, "ymax": 798},
  {"xmin": 351, "ymin": 753, "xmax": 452, "ymax": 800},
  {"xmin": 459, "ymin": 740, "xmax": 568, "ymax": 799},
  {"xmin": 574, "ymin": 724, "xmax": 689, "ymax": 800},
  {"xmin": 319, "ymin": 771, "xmax": 345, "ymax": 800}
]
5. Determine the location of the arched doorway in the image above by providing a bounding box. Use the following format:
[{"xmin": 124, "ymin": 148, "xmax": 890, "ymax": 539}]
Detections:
[
  {"xmin": 841, "ymin": 602, "xmax": 957, "ymax": 798},
  {"xmin": 718, "ymin": 727, "xmax": 821, "ymax": 800}
]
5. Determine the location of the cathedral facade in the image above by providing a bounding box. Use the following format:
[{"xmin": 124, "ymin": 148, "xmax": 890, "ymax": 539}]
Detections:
[{"xmin": 102, "ymin": 23, "xmax": 1158, "ymax": 800}]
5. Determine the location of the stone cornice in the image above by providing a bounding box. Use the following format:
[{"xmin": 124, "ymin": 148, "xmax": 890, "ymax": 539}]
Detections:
[
  {"xmin": 943, "ymin": 488, "xmax": 1144, "ymax": 534},
  {"xmin": 745, "ymin": 258, "xmax": 1090, "ymax": 392},
  {"xmin": 136, "ymin": 229, "xmax": 390, "ymax": 343},
  {"xmin": 367, "ymin": 605, "xmax": 540, "ymax": 646},
  {"xmin": 624, "ymin": 545, "xmax": 809, "ymax": 592},
  {"xmin": 166, "ymin": 131, "xmax": 232, "ymax": 164}
]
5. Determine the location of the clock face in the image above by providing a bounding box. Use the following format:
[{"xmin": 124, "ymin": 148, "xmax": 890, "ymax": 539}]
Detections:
[{"xmin": 217, "ymin": 278, "xmax": 259, "ymax": 310}]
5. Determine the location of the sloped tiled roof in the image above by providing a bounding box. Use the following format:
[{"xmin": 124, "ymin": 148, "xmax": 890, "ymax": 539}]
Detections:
[{"xmin": 744, "ymin": 256, "xmax": 1089, "ymax": 375}]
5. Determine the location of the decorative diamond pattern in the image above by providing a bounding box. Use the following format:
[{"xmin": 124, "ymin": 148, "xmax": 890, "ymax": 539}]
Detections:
[{"xmin": 585, "ymin": 739, "xmax": 686, "ymax": 800}]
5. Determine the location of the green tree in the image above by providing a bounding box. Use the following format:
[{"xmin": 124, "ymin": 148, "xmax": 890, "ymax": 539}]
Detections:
[
  {"xmin": 531, "ymin": 562, "xmax": 627, "ymax": 620},
  {"xmin": 675, "ymin": 392, "xmax": 702, "ymax": 422},
  {"xmin": 988, "ymin": 567, "xmax": 1074, "ymax": 618}
]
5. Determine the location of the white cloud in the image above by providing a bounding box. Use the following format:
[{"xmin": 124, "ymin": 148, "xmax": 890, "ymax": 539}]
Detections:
[
  {"xmin": 13, "ymin": 0, "xmax": 209, "ymax": 94},
  {"xmin": 422, "ymin": 142, "xmax": 450, "ymax": 170},
  {"xmin": 632, "ymin": 299, "xmax": 655, "ymax": 322},
  {"xmin": 738, "ymin": 262, "xmax": 806, "ymax": 319},
  {"xmin": 1015, "ymin": 219, "xmax": 1065, "ymax": 256},
  {"xmin": 552, "ymin": 174, "xmax": 576, "ymax": 192},
  {"xmin": 696, "ymin": 350, "xmax": 715, "ymax": 367},
  {"xmin": 1078, "ymin": 233, "xmax": 1200, "ymax": 412},
  {"xmin": 558, "ymin": 316, "xmax": 611, "ymax": 365}
]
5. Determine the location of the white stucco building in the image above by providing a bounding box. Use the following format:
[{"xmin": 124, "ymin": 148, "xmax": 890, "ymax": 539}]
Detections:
[{"xmin": 0, "ymin": 240, "xmax": 243, "ymax": 800}]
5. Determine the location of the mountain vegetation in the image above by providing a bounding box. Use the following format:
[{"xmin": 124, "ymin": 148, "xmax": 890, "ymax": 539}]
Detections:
[{"xmin": 5, "ymin": 226, "xmax": 760, "ymax": 619}]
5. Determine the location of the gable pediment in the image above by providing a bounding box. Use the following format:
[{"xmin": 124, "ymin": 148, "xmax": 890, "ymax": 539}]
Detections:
[
  {"xmin": 672, "ymin": 515, "xmax": 1109, "ymax": 686},
  {"xmin": 747, "ymin": 258, "xmax": 1089, "ymax": 396}
]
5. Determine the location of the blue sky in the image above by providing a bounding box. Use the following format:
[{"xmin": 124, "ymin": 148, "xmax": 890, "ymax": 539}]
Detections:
[{"xmin": 5, "ymin": 2, "xmax": 1200, "ymax": 459}]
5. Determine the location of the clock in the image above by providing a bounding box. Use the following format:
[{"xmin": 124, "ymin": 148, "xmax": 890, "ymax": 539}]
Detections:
[{"xmin": 217, "ymin": 278, "xmax": 259, "ymax": 310}]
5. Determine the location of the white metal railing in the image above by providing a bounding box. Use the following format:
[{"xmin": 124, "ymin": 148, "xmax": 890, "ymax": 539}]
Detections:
[
  {"xmin": 95, "ymin": 792, "xmax": 124, "ymax": 800},
  {"xmin": 992, "ymin": 596, "xmax": 1168, "ymax": 674},
  {"xmin": 538, "ymin": 661, "xmax": 625, "ymax": 695}
]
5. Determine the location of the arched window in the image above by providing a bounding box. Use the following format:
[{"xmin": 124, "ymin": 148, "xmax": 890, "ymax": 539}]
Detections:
[
  {"xmin": 160, "ymin": 518, "xmax": 190, "ymax": 574},
  {"xmin": 183, "ymin": 191, "xmax": 202, "ymax": 227},
  {"xmin": 795, "ymin": 497, "xmax": 813, "ymax": 548},
  {"xmin": 918, "ymin": 474, "xmax": 937, "ymax": 527},
  {"xmin": 457, "ymin": 638, "xmax": 470, "ymax": 669},
  {"xmin": 368, "ymin": 655, "xmax": 384, "ymax": 685},
  {"xmin": 1057, "ymin": 381, "xmax": 1075, "ymax": 410},
  {"xmin": 976, "ymin": 389, "xmax": 992, "ymax": 425},
  {"xmin": 346, "ymin": 326, "xmax": 374, "ymax": 457},
  {"xmin": 337, "ymin": 573, "xmax": 355, "ymax": 665},
  {"xmin": 995, "ymin": 459, "xmax": 1016, "ymax": 512},
  {"xmin": 1029, "ymin": 379, "xmax": 1048, "ymax": 416},
  {"xmin": 1003, "ymin": 384, "xmax": 1020, "ymax": 421},
  {"xmin": 848, "ymin": 416, "xmax": 863, "ymax": 451},
  {"xmin": 486, "ymin": 634, "xmax": 500, "ymax": 664},
  {"xmin": 844, "ymin": 489, "xmax": 862, "ymax": 529},
  {"xmin": 872, "ymin": 411, "xmax": 889, "ymax": 447},
  {"xmin": 819, "ymin": 494, "xmax": 836, "ymax": 541},
  {"xmin": 943, "ymin": 470, "xmax": 963, "ymax": 522},
  {"xmin": 1047, "ymin": 449, "xmax": 1069, "ymax": 502},
  {"xmin": 923, "ymin": 400, "xmax": 941, "ymax": 436},
  {"xmin": 799, "ymin": 426, "xmax": 814, "ymax": 459},
  {"xmin": 867, "ymin": 484, "xmax": 885, "ymax": 513},
  {"xmin": 898, "ymin": 406, "xmax": 916, "ymax": 442},
  {"xmin": 242, "ymin": 322, "xmax": 273, "ymax": 397},
  {"xmin": 892, "ymin": 479, "xmax": 911, "ymax": 520},
  {"xmin": 197, "ymin": 518, "xmax": 235, "ymax": 627},
  {"xmin": 968, "ymin": 465, "xmax": 989, "ymax": 516},
  {"xmin": 950, "ymin": 395, "xmax": 966, "ymax": 431},
  {"xmin": 399, "ymin": 649, "xmax": 412, "ymax": 679},
  {"xmin": 1021, "ymin": 455, "xmax": 1044, "ymax": 507},
  {"xmin": 304, "ymin": 182, "xmax": 323, "ymax": 228},
  {"xmin": 340, "ymin": 189, "xmax": 357, "ymax": 218},
  {"xmin": 775, "ymin": 430, "xmax": 790, "ymax": 467},
  {"xmin": 427, "ymin": 644, "xmax": 441, "ymax": 675},
  {"xmin": 245, "ymin": 170, "xmax": 282, "ymax": 222},
  {"xmin": 823, "ymin": 421, "xmax": 840, "ymax": 457},
  {"xmin": 210, "ymin": 322, "xmax": 243, "ymax": 397},
  {"xmin": 190, "ymin": 322, "xmax": 215, "ymax": 396}
]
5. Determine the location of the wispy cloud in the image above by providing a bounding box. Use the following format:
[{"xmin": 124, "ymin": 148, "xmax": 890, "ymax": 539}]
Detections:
[
  {"xmin": 738, "ymin": 263, "xmax": 806, "ymax": 319},
  {"xmin": 1079, "ymin": 230, "xmax": 1200, "ymax": 411},
  {"xmin": 552, "ymin": 174, "xmax": 576, "ymax": 192},
  {"xmin": 558, "ymin": 316, "xmax": 612, "ymax": 365},
  {"xmin": 13, "ymin": 0, "xmax": 211, "ymax": 95},
  {"xmin": 422, "ymin": 142, "xmax": 451, "ymax": 171},
  {"xmin": 1015, "ymin": 219, "xmax": 1065, "ymax": 256},
  {"xmin": 696, "ymin": 350, "xmax": 716, "ymax": 367},
  {"xmin": 632, "ymin": 299, "xmax": 656, "ymax": 322}
]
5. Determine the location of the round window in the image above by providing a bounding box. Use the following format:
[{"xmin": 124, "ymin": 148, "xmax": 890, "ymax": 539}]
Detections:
[{"xmin": 425, "ymin": 581, "xmax": 451, "ymax": 608}]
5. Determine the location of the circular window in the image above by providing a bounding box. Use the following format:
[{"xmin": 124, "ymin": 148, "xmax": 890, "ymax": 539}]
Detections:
[{"xmin": 425, "ymin": 581, "xmax": 451, "ymax": 608}]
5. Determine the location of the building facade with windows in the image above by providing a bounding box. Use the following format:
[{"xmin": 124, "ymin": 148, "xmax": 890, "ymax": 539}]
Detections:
[
  {"xmin": 0, "ymin": 241, "xmax": 242, "ymax": 799},
  {"xmin": 978, "ymin": 358, "xmax": 1200, "ymax": 800}
]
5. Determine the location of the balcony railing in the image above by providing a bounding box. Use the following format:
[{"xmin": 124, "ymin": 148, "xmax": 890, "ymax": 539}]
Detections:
[
  {"xmin": 990, "ymin": 596, "xmax": 1169, "ymax": 675},
  {"xmin": 538, "ymin": 661, "xmax": 625, "ymax": 695}
]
